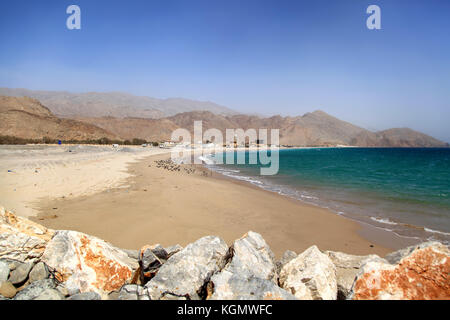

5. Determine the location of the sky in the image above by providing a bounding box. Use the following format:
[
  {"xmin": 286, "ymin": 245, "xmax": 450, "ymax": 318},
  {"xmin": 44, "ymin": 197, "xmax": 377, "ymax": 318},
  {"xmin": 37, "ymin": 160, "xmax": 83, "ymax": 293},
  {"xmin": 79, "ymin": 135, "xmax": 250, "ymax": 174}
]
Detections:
[{"xmin": 0, "ymin": 0, "xmax": 449, "ymax": 142}]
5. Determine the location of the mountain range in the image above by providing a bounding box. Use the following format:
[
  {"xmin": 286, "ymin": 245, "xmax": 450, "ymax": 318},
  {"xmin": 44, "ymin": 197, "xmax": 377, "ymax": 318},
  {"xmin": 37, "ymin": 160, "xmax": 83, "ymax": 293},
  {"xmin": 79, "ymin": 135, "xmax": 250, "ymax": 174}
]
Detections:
[
  {"xmin": 0, "ymin": 92, "xmax": 448, "ymax": 147},
  {"xmin": 0, "ymin": 88, "xmax": 236, "ymax": 118}
]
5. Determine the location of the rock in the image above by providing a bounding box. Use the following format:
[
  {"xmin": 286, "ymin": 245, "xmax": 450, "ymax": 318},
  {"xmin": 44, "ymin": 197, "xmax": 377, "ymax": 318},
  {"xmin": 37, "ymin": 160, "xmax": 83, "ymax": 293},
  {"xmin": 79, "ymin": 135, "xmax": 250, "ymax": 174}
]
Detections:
[
  {"xmin": 0, "ymin": 260, "xmax": 10, "ymax": 282},
  {"xmin": 14, "ymin": 279, "xmax": 56, "ymax": 300},
  {"xmin": 0, "ymin": 295, "xmax": 8, "ymax": 300},
  {"xmin": 350, "ymin": 241, "xmax": 450, "ymax": 300},
  {"xmin": 385, "ymin": 241, "xmax": 445, "ymax": 264},
  {"xmin": 276, "ymin": 250, "xmax": 297, "ymax": 274},
  {"xmin": 325, "ymin": 250, "xmax": 386, "ymax": 299},
  {"xmin": 118, "ymin": 284, "xmax": 147, "ymax": 300},
  {"xmin": 279, "ymin": 245, "xmax": 337, "ymax": 300},
  {"xmin": 9, "ymin": 261, "xmax": 34, "ymax": 285},
  {"xmin": 41, "ymin": 230, "xmax": 138, "ymax": 298},
  {"xmin": 107, "ymin": 290, "xmax": 120, "ymax": 300},
  {"xmin": 147, "ymin": 244, "xmax": 168, "ymax": 260},
  {"xmin": 0, "ymin": 207, "xmax": 54, "ymax": 263},
  {"xmin": 56, "ymin": 285, "xmax": 71, "ymax": 297},
  {"xmin": 122, "ymin": 249, "xmax": 140, "ymax": 261},
  {"xmin": 145, "ymin": 235, "xmax": 228, "ymax": 300},
  {"xmin": 0, "ymin": 281, "xmax": 17, "ymax": 298},
  {"xmin": 33, "ymin": 288, "xmax": 65, "ymax": 300},
  {"xmin": 140, "ymin": 246, "xmax": 163, "ymax": 271},
  {"xmin": 207, "ymin": 231, "xmax": 285, "ymax": 300},
  {"xmin": 222, "ymin": 231, "xmax": 277, "ymax": 282},
  {"xmin": 67, "ymin": 291, "xmax": 101, "ymax": 300},
  {"xmin": 166, "ymin": 244, "xmax": 183, "ymax": 257},
  {"xmin": 208, "ymin": 271, "xmax": 296, "ymax": 300},
  {"xmin": 29, "ymin": 262, "xmax": 49, "ymax": 282}
]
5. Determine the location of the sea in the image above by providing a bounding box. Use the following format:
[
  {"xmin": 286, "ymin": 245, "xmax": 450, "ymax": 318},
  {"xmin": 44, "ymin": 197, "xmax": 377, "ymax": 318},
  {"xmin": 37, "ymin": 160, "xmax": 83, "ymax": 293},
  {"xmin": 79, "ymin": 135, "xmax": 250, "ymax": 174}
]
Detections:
[{"xmin": 205, "ymin": 148, "xmax": 450, "ymax": 245}]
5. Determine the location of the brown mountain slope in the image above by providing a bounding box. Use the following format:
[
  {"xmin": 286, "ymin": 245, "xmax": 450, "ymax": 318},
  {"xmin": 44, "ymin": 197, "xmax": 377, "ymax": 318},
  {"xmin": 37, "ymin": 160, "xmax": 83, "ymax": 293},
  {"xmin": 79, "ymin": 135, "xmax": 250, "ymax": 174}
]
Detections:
[
  {"xmin": 0, "ymin": 96, "xmax": 118, "ymax": 141},
  {"xmin": 77, "ymin": 110, "xmax": 448, "ymax": 147}
]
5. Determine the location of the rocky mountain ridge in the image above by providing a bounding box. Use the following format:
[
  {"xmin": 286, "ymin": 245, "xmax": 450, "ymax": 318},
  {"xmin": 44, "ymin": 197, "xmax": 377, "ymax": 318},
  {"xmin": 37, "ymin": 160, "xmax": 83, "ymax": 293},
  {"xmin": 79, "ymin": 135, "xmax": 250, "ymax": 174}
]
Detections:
[{"xmin": 1, "ymin": 95, "xmax": 447, "ymax": 147}]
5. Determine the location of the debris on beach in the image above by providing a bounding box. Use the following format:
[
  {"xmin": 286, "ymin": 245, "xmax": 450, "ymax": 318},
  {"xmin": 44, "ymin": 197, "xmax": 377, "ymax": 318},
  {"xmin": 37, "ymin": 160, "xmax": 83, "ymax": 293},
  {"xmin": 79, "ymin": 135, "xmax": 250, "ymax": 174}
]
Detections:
[{"xmin": 0, "ymin": 207, "xmax": 449, "ymax": 300}]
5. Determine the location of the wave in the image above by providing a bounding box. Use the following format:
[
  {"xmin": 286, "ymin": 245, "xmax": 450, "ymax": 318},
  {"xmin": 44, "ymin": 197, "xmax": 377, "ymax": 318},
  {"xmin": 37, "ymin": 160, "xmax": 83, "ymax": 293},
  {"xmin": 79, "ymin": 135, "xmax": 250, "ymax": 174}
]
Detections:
[{"xmin": 206, "ymin": 161, "xmax": 450, "ymax": 246}]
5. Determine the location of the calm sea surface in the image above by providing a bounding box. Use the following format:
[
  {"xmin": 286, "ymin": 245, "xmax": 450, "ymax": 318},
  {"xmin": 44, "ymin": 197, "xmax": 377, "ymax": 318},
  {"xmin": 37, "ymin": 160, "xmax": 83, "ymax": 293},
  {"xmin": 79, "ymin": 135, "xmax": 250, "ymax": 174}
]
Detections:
[{"xmin": 207, "ymin": 148, "xmax": 450, "ymax": 244}]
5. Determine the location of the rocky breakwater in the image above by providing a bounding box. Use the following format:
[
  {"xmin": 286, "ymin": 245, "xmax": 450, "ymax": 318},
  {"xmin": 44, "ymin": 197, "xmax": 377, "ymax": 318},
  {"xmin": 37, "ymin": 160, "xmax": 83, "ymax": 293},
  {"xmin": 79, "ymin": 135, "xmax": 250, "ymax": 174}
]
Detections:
[{"xmin": 0, "ymin": 206, "xmax": 449, "ymax": 300}]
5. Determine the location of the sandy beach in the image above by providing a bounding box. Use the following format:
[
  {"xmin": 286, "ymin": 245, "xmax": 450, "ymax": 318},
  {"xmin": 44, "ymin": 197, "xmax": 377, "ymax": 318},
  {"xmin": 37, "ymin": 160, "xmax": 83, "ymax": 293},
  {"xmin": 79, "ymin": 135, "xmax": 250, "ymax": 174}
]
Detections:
[
  {"xmin": 0, "ymin": 146, "xmax": 404, "ymax": 258},
  {"xmin": 0, "ymin": 145, "xmax": 169, "ymax": 217}
]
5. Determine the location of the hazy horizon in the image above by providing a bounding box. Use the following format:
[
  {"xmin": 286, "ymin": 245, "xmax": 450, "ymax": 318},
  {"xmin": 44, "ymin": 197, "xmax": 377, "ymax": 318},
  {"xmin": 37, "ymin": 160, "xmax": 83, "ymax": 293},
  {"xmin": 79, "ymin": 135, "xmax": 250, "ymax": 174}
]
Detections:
[{"xmin": 1, "ymin": 0, "xmax": 449, "ymax": 142}]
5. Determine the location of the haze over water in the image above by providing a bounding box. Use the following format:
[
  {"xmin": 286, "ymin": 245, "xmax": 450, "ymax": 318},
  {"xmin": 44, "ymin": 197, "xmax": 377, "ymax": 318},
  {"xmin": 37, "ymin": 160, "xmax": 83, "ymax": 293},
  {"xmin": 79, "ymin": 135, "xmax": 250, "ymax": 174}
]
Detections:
[{"xmin": 208, "ymin": 148, "xmax": 450, "ymax": 245}]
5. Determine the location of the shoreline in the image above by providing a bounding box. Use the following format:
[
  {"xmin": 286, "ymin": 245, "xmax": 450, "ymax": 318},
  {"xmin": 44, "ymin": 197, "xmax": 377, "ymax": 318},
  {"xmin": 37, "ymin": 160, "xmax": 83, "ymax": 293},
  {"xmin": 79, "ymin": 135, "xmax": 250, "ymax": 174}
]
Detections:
[{"xmin": 32, "ymin": 151, "xmax": 396, "ymax": 258}]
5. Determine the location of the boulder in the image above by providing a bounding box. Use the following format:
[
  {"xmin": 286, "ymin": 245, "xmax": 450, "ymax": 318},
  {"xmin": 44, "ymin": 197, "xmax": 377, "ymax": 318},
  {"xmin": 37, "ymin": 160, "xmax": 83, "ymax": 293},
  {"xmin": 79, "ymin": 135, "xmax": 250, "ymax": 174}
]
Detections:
[
  {"xmin": 9, "ymin": 261, "xmax": 34, "ymax": 285},
  {"xmin": 0, "ymin": 260, "xmax": 9, "ymax": 282},
  {"xmin": 33, "ymin": 288, "xmax": 65, "ymax": 300},
  {"xmin": 0, "ymin": 281, "xmax": 17, "ymax": 298},
  {"xmin": 276, "ymin": 250, "xmax": 297, "ymax": 274},
  {"xmin": 325, "ymin": 250, "xmax": 386, "ymax": 299},
  {"xmin": 14, "ymin": 279, "xmax": 56, "ymax": 300},
  {"xmin": 67, "ymin": 291, "xmax": 101, "ymax": 300},
  {"xmin": 207, "ymin": 232, "xmax": 289, "ymax": 300},
  {"xmin": 221, "ymin": 231, "xmax": 277, "ymax": 282},
  {"xmin": 279, "ymin": 245, "xmax": 337, "ymax": 300},
  {"xmin": 208, "ymin": 271, "xmax": 296, "ymax": 300},
  {"xmin": 41, "ymin": 230, "xmax": 138, "ymax": 297},
  {"xmin": 0, "ymin": 207, "xmax": 54, "ymax": 263},
  {"xmin": 350, "ymin": 241, "xmax": 450, "ymax": 300},
  {"xmin": 145, "ymin": 235, "xmax": 228, "ymax": 300},
  {"xmin": 29, "ymin": 262, "xmax": 49, "ymax": 282}
]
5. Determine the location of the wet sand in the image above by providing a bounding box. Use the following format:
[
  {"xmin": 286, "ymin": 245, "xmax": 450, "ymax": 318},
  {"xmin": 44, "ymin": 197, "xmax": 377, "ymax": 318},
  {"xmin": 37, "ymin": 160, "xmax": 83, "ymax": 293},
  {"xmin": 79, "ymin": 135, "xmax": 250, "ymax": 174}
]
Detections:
[{"xmin": 33, "ymin": 153, "xmax": 395, "ymax": 258}]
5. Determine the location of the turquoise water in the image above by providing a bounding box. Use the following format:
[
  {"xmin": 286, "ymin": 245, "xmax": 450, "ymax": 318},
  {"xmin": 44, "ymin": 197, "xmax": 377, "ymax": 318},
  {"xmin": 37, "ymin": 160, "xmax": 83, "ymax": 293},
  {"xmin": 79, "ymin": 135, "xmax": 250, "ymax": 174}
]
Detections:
[{"xmin": 207, "ymin": 148, "xmax": 450, "ymax": 244}]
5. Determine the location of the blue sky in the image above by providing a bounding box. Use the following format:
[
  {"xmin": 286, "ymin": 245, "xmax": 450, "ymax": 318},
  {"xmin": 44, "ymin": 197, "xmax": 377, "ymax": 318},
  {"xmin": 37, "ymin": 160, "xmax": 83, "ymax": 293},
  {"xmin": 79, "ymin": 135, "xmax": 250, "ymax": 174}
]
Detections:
[{"xmin": 0, "ymin": 0, "xmax": 449, "ymax": 142}]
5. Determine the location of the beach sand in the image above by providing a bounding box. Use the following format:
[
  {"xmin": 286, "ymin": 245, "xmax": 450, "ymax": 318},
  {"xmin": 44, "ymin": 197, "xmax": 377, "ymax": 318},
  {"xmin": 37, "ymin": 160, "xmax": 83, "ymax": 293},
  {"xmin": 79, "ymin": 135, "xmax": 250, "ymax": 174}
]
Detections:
[
  {"xmin": 30, "ymin": 151, "xmax": 398, "ymax": 257},
  {"xmin": 0, "ymin": 145, "xmax": 169, "ymax": 217}
]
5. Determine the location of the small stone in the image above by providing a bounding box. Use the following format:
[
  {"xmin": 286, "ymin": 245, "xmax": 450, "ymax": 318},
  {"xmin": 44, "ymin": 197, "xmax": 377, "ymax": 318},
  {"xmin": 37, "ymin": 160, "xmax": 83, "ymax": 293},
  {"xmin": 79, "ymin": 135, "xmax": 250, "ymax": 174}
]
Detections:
[
  {"xmin": 29, "ymin": 262, "xmax": 49, "ymax": 282},
  {"xmin": 33, "ymin": 288, "xmax": 65, "ymax": 300},
  {"xmin": 0, "ymin": 281, "xmax": 17, "ymax": 298},
  {"xmin": 67, "ymin": 292, "xmax": 102, "ymax": 300},
  {"xmin": 0, "ymin": 260, "xmax": 10, "ymax": 282},
  {"xmin": 9, "ymin": 262, "xmax": 34, "ymax": 285}
]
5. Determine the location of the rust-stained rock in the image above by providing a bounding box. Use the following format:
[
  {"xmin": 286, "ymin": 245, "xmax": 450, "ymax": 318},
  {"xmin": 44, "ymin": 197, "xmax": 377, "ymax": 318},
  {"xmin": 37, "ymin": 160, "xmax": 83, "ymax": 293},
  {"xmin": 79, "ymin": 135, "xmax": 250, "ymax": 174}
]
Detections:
[
  {"xmin": 350, "ymin": 242, "xmax": 450, "ymax": 300},
  {"xmin": 41, "ymin": 230, "xmax": 138, "ymax": 298},
  {"xmin": 0, "ymin": 207, "xmax": 54, "ymax": 263}
]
